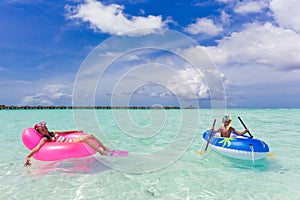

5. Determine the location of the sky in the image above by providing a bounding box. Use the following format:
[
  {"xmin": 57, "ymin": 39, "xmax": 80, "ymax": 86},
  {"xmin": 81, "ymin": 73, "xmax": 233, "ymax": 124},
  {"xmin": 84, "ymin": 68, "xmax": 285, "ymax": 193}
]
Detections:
[{"xmin": 1, "ymin": 0, "xmax": 300, "ymax": 108}]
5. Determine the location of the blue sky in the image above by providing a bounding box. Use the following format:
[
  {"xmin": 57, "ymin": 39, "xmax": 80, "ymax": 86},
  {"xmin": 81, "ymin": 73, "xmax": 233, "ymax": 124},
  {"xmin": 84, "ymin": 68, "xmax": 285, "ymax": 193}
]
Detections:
[{"xmin": 1, "ymin": 0, "xmax": 300, "ymax": 108}]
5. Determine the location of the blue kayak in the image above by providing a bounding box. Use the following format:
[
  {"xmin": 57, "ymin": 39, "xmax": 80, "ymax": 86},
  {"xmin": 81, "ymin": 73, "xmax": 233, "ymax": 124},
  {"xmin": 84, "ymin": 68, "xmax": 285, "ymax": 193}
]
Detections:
[{"xmin": 202, "ymin": 130, "xmax": 269, "ymax": 160}]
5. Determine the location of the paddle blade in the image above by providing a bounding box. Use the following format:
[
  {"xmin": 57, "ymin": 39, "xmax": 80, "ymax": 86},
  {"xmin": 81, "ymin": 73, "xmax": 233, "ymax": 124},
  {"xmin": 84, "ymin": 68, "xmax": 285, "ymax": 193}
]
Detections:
[{"xmin": 267, "ymin": 153, "xmax": 276, "ymax": 158}]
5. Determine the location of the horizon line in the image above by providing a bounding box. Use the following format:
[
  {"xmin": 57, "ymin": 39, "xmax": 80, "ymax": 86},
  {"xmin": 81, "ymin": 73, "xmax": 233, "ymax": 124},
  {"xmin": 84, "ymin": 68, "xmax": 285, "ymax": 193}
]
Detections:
[{"xmin": 0, "ymin": 105, "xmax": 299, "ymax": 110}]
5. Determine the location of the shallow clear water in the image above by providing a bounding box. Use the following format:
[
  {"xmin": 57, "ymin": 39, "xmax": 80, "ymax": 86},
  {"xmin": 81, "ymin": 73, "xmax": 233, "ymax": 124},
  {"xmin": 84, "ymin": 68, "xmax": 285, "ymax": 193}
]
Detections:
[{"xmin": 0, "ymin": 109, "xmax": 299, "ymax": 199}]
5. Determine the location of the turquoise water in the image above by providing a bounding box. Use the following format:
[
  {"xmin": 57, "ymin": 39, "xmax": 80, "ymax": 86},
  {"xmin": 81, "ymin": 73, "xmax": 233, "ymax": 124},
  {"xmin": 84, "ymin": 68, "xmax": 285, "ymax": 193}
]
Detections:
[{"xmin": 1, "ymin": 109, "xmax": 299, "ymax": 199}]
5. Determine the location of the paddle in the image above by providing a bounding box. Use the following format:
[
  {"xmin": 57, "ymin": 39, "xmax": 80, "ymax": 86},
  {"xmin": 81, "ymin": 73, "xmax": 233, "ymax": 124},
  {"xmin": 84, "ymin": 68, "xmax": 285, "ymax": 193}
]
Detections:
[
  {"xmin": 238, "ymin": 117, "xmax": 277, "ymax": 158},
  {"xmin": 238, "ymin": 116, "xmax": 253, "ymax": 138},
  {"xmin": 204, "ymin": 119, "xmax": 216, "ymax": 151}
]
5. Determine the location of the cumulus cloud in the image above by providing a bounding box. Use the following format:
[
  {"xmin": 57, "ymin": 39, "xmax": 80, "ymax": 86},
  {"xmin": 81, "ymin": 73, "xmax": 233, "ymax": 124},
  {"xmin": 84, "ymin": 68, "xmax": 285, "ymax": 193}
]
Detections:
[
  {"xmin": 21, "ymin": 84, "xmax": 72, "ymax": 105},
  {"xmin": 270, "ymin": 0, "xmax": 300, "ymax": 32},
  {"xmin": 131, "ymin": 84, "xmax": 174, "ymax": 101},
  {"xmin": 189, "ymin": 0, "xmax": 300, "ymax": 72},
  {"xmin": 234, "ymin": 1, "xmax": 269, "ymax": 15},
  {"xmin": 131, "ymin": 68, "xmax": 211, "ymax": 100},
  {"xmin": 221, "ymin": 10, "xmax": 230, "ymax": 25},
  {"xmin": 205, "ymin": 22, "xmax": 300, "ymax": 71},
  {"xmin": 184, "ymin": 18, "xmax": 223, "ymax": 36},
  {"xmin": 65, "ymin": 0, "xmax": 169, "ymax": 36},
  {"xmin": 167, "ymin": 68, "xmax": 210, "ymax": 99}
]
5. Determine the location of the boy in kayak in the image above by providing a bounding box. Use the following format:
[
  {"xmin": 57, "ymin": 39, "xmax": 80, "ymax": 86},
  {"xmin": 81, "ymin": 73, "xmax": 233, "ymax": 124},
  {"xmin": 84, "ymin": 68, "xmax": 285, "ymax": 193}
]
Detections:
[
  {"xmin": 24, "ymin": 121, "xmax": 112, "ymax": 167},
  {"xmin": 213, "ymin": 115, "xmax": 249, "ymax": 138}
]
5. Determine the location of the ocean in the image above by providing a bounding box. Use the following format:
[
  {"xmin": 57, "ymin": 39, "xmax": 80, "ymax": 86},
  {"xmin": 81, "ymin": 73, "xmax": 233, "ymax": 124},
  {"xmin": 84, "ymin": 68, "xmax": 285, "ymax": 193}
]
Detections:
[{"xmin": 0, "ymin": 109, "xmax": 299, "ymax": 199}]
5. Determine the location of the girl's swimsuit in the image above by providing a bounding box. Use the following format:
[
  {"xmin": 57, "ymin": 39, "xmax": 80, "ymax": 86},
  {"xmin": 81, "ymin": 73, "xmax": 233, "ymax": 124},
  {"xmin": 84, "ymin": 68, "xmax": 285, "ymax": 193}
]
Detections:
[{"xmin": 44, "ymin": 132, "xmax": 74, "ymax": 143}]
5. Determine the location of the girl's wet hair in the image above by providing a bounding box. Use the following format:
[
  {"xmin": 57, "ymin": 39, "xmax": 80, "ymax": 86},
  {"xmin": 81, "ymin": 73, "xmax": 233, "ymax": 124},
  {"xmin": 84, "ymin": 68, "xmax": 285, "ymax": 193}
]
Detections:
[{"xmin": 34, "ymin": 121, "xmax": 46, "ymax": 129}]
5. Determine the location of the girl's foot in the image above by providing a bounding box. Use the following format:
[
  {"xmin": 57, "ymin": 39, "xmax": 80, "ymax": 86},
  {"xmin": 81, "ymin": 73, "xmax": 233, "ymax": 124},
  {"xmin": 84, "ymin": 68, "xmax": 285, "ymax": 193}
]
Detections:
[
  {"xmin": 99, "ymin": 150, "xmax": 106, "ymax": 155},
  {"xmin": 104, "ymin": 151, "xmax": 113, "ymax": 156}
]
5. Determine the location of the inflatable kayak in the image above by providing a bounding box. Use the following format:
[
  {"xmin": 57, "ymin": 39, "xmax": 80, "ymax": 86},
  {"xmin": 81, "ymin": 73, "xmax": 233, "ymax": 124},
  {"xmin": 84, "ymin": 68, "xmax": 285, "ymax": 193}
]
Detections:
[{"xmin": 202, "ymin": 130, "xmax": 269, "ymax": 160}]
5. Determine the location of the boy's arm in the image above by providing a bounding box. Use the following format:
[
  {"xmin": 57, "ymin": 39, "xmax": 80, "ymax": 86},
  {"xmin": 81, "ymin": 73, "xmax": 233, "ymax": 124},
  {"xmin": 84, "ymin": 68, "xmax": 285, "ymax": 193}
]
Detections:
[
  {"xmin": 212, "ymin": 126, "xmax": 221, "ymax": 133},
  {"xmin": 232, "ymin": 127, "xmax": 249, "ymax": 135}
]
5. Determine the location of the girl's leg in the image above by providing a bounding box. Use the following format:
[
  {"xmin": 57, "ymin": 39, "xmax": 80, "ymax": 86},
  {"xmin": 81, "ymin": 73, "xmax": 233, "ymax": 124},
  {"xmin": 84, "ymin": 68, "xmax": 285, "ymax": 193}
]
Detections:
[
  {"xmin": 82, "ymin": 139, "xmax": 105, "ymax": 155},
  {"xmin": 73, "ymin": 134, "xmax": 108, "ymax": 154},
  {"xmin": 85, "ymin": 134, "xmax": 109, "ymax": 151}
]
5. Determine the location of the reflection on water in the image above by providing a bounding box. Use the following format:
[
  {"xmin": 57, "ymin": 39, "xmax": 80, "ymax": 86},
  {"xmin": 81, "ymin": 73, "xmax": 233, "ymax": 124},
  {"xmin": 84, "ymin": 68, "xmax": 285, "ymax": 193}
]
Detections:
[
  {"xmin": 28, "ymin": 156, "xmax": 110, "ymax": 177},
  {"xmin": 214, "ymin": 153, "xmax": 287, "ymax": 173}
]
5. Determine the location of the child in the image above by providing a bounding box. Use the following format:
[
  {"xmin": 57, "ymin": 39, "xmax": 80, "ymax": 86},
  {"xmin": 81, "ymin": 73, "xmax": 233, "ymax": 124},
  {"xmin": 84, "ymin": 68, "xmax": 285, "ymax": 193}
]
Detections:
[
  {"xmin": 213, "ymin": 115, "xmax": 249, "ymax": 138},
  {"xmin": 24, "ymin": 121, "xmax": 111, "ymax": 167}
]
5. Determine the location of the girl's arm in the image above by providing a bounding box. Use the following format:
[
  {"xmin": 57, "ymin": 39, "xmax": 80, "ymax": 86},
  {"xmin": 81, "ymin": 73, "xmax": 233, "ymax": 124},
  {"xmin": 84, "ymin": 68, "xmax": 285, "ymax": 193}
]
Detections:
[
  {"xmin": 54, "ymin": 130, "xmax": 83, "ymax": 135},
  {"xmin": 24, "ymin": 138, "xmax": 47, "ymax": 167}
]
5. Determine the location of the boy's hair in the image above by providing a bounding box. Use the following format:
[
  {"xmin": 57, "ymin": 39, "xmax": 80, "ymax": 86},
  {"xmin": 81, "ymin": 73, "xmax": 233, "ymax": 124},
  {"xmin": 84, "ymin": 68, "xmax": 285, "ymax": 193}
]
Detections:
[{"xmin": 222, "ymin": 115, "xmax": 232, "ymax": 122}]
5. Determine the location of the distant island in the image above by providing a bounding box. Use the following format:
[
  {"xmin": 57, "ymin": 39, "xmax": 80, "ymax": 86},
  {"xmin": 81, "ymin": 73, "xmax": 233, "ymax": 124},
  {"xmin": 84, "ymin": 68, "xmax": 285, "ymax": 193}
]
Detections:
[{"xmin": 0, "ymin": 105, "xmax": 196, "ymax": 110}]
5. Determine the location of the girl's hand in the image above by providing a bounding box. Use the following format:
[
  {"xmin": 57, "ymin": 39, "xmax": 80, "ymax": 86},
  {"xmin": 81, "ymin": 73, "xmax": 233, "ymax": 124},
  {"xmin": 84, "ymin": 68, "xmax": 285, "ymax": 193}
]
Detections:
[{"xmin": 24, "ymin": 157, "xmax": 31, "ymax": 167}]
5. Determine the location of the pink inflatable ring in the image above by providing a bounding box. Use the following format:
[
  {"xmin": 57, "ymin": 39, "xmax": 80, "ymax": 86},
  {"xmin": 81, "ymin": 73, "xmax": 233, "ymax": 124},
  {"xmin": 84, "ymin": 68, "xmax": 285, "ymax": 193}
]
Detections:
[{"xmin": 22, "ymin": 128, "xmax": 99, "ymax": 161}]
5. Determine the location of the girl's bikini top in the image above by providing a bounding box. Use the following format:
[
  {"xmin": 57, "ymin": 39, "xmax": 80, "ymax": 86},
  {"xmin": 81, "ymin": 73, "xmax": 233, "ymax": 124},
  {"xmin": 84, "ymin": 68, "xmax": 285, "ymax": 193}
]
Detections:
[
  {"xmin": 42, "ymin": 132, "xmax": 55, "ymax": 141},
  {"xmin": 42, "ymin": 132, "xmax": 73, "ymax": 143}
]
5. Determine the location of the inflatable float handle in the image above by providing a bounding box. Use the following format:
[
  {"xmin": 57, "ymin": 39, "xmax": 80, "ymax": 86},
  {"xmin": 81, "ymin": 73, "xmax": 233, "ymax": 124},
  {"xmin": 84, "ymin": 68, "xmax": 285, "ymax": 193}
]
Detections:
[
  {"xmin": 238, "ymin": 116, "xmax": 253, "ymax": 138},
  {"xmin": 204, "ymin": 119, "xmax": 216, "ymax": 151}
]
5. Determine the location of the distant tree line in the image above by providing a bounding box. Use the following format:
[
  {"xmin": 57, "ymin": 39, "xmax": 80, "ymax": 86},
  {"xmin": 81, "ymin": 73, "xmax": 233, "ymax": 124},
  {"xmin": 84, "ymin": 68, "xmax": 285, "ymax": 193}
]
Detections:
[{"xmin": 0, "ymin": 105, "xmax": 193, "ymax": 110}]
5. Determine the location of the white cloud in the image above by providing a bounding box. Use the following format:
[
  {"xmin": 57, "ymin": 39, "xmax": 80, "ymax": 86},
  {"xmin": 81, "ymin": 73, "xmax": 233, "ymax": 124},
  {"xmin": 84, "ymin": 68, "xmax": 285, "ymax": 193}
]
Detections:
[
  {"xmin": 166, "ymin": 68, "xmax": 210, "ymax": 100},
  {"xmin": 16, "ymin": 80, "xmax": 31, "ymax": 84},
  {"xmin": 131, "ymin": 67, "xmax": 212, "ymax": 100},
  {"xmin": 21, "ymin": 84, "xmax": 72, "ymax": 105},
  {"xmin": 65, "ymin": 0, "xmax": 169, "ymax": 36},
  {"xmin": 184, "ymin": 18, "xmax": 223, "ymax": 36},
  {"xmin": 270, "ymin": 0, "xmax": 300, "ymax": 32},
  {"xmin": 205, "ymin": 22, "xmax": 300, "ymax": 71},
  {"xmin": 221, "ymin": 10, "xmax": 230, "ymax": 25},
  {"xmin": 234, "ymin": 1, "xmax": 269, "ymax": 15}
]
